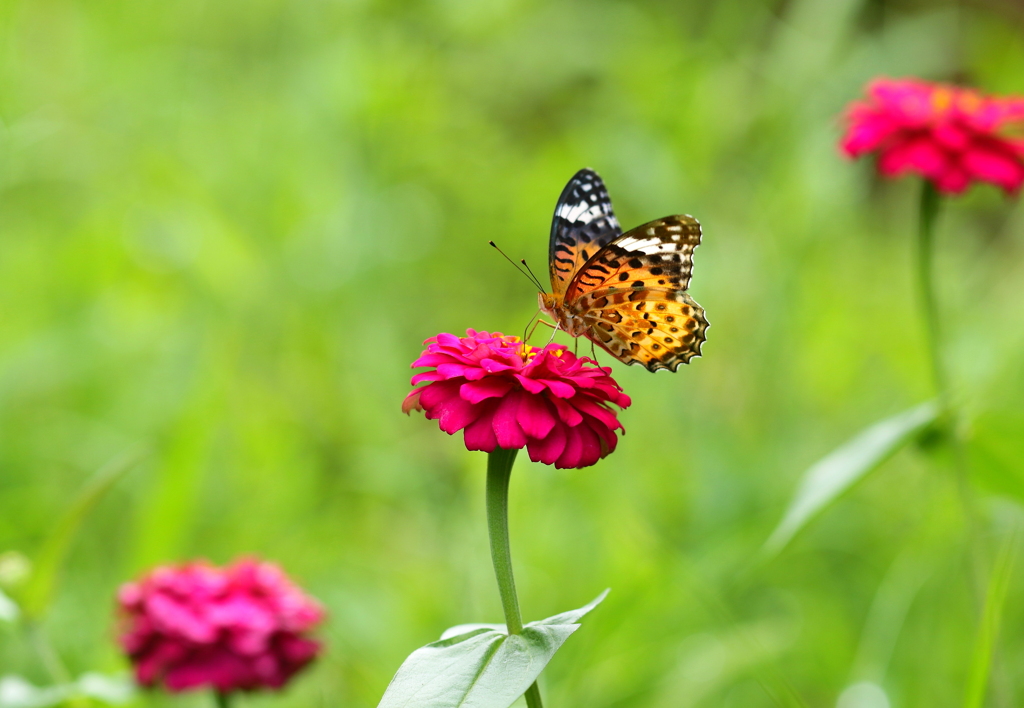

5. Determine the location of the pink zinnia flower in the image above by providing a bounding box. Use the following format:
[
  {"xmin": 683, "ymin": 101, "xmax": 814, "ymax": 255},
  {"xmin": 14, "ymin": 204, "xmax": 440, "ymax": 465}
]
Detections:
[
  {"xmin": 117, "ymin": 558, "xmax": 324, "ymax": 694},
  {"xmin": 840, "ymin": 77, "xmax": 1024, "ymax": 195},
  {"xmin": 403, "ymin": 329, "xmax": 631, "ymax": 469}
]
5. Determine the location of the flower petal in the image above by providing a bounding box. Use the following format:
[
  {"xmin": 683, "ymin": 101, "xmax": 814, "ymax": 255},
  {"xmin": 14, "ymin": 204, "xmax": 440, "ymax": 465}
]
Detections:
[
  {"xmin": 492, "ymin": 391, "xmax": 528, "ymax": 449},
  {"xmin": 963, "ymin": 143, "xmax": 1024, "ymax": 193},
  {"xmin": 463, "ymin": 405, "xmax": 498, "ymax": 452},
  {"xmin": 411, "ymin": 352, "xmax": 469, "ymax": 369},
  {"xmin": 436, "ymin": 363, "xmax": 473, "ymax": 379},
  {"xmin": 402, "ymin": 388, "xmax": 425, "ymax": 415},
  {"xmin": 435, "ymin": 333, "xmax": 463, "ymax": 347},
  {"xmin": 460, "ymin": 377, "xmax": 515, "ymax": 404},
  {"xmin": 877, "ymin": 135, "xmax": 948, "ymax": 178},
  {"xmin": 410, "ymin": 371, "xmax": 444, "ymax": 385},
  {"xmin": 513, "ymin": 374, "xmax": 547, "ymax": 394},
  {"xmin": 527, "ymin": 421, "xmax": 567, "ymax": 465},
  {"xmin": 573, "ymin": 423, "xmax": 604, "ymax": 468},
  {"xmin": 934, "ymin": 166, "xmax": 971, "ymax": 194},
  {"xmin": 480, "ymin": 357, "xmax": 516, "ymax": 374},
  {"xmin": 427, "ymin": 392, "xmax": 482, "ymax": 435},
  {"xmin": 569, "ymin": 396, "xmax": 623, "ymax": 431},
  {"xmin": 549, "ymin": 396, "xmax": 584, "ymax": 426},
  {"xmin": 516, "ymin": 394, "xmax": 557, "ymax": 439},
  {"xmin": 555, "ymin": 426, "xmax": 585, "ymax": 469},
  {"xmin": 536, "ymin": 378, "xmax": 576, "ymax": 398},
  {"xmin": 418, "ymin": 381, "xmax": 461, "ymax": 412},
  {"xmin": 840, "ymin": 113, "xmax": 897, "ymax": 157}
]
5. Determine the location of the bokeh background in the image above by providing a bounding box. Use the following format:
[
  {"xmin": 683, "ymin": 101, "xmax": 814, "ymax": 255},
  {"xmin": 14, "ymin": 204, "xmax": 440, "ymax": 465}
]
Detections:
[{"xmin": 3, "ymin": 0, "xmax": 1024, "ymax": 706}]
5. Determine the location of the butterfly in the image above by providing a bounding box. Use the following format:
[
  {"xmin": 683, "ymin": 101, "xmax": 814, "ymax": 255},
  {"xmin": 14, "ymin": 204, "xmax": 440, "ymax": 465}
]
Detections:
[{"xmin": 538, "ymin": 168, "xmax": 708, "ymax": 372}]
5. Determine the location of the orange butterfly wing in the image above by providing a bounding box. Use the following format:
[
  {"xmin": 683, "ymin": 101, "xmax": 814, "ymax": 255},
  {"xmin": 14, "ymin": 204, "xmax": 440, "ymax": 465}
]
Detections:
[{"xmin": 564, "ymin": 216, "xmax": 708, "ymax": 372}]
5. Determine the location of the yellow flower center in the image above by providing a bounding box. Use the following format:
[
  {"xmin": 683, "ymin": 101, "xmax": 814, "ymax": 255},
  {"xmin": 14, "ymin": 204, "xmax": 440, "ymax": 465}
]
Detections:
[
  {"xmin": 930, "ymin": 87, "xmax": 954, "ymax": 113},
  {"xmin": 520, "ymin": 343, "xmax": 564, "ymax": 361},
  {"xmin": 956, "ymin": 90, "xmax": 983, "ymax": 114}
]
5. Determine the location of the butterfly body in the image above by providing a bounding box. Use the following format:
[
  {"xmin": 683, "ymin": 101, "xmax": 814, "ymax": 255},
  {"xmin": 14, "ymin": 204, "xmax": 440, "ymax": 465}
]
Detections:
[
  {"xmin": 538, "ymin": 292, "xmax": 590, "ymax": 337},
  {"xmin": 541, "ymin": 169, "xmax": 708, "ymax": 372}
]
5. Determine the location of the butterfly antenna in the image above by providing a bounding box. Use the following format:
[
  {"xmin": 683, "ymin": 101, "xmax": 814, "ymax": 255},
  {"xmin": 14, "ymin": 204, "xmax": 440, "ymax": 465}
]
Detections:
[
  {"xmin": 489, "ymin": 241, "xmax": 544, "ymax": 293},
  {"xmin": 519, "ymin": 258, "xmax": 546, "ymax": 291}
]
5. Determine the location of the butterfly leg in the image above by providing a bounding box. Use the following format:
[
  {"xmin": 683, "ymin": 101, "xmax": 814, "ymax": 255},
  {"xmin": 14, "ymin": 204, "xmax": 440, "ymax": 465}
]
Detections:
[
  {"xmin": 526, "ymin": 317, "xmax": 557, "ymax": 343},
  {"xmin": 540, "ymin": 320, "xmax": 560, "ymax": 347}
]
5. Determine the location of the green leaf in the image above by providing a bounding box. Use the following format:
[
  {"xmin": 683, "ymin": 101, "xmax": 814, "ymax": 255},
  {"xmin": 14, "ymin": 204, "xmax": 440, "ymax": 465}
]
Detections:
[
  {"xmin": 439, "ymin": 624, "xmax": 506, "ymax": 640},
  {"xmin": 529, "ymin": 589, "xmax": 608, "ymax": 626},
  {"xmin": 963, "ymin": 527, "xmax": 1019, "ymax": 708},
  {"xmin": 763, "ymin": 402, "xmax": 939, "ymax": 558},
  {"xmin": 378, "ymin": 590, "xmax": 608, "ymax": 708},
  {"xmin": 22, "ymin": 446, "xmax": 148, "ymax": 620}
]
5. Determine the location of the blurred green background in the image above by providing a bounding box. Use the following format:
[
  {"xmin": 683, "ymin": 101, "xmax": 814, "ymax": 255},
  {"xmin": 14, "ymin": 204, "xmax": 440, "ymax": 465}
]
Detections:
[{"xmin": 2, "ymin": 0, "xmax": 1024, "ymax": 706}]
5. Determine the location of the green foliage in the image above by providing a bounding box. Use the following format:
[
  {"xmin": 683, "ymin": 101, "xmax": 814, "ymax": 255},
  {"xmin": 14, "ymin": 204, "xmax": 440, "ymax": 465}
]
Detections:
[
  {"xmin": 763, "ymin": 401, "xmax": 939, "ymax": 558},
  {"xmin": 378, "ymin": 592, "xmax": 606, "ymax": 708},
  {"xmin": 21, "ymin": 449, "xmax": 146, "ymax": 621},
  {"xmin": 1, "ymin": 0, "xmax": 1024, "ymax": 706},
  {"xmin": 964, "ymin": 528, "xmax": 1019, "ymax": 708}
]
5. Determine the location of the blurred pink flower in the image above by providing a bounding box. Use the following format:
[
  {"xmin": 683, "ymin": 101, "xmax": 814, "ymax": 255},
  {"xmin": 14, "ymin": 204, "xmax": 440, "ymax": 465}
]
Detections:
[
  {"xmin": 841, "ymin": 77, "xmax": 1024, "ymax": 195},
  {"xmin": 117, "ymin": 558, "xmax": 324, "ymax": 694},
  {"xmin": 403, "ymin": 329, "xmax": 631, "ymax": 469}
]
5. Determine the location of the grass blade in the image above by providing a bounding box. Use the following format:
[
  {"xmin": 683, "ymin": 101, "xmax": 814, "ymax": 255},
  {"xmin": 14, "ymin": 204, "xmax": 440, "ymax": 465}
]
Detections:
[
  {"xmin": 763, "ymin": 401, "xmax": 939, "ymax": 558},
  {"xmin": 22, "ymin": 446, "xmax": 148, "ymax": 620},
  {"xmin": 963, "ymin": 527, "xmax": 1019, "ymax": 708}
]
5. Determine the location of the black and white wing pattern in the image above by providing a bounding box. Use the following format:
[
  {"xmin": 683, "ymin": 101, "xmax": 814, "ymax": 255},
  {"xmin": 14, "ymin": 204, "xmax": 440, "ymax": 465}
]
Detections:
[{"xmin": 547, "ymin": 169, "xmax": 622, "ymax": 298}]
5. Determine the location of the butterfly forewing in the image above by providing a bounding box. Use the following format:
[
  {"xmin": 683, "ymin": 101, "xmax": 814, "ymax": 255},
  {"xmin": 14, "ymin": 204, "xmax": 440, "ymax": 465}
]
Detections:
[
  {"xmin": 548, "ymin": 169, "xmax": 622, "ymax": 298},
  {"xmin": 564, "ymin": 215, "xmax": 701, "ymax": 302}
]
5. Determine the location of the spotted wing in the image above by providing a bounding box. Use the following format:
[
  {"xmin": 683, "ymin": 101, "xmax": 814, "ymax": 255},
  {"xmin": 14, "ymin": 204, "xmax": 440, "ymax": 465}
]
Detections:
[
  {"xmin": 565, "ymin": 214, "xmax": 706, "ymax": 371},
  {"xmin": 563, "ymin": 215, "xmax": 701, "ymax": 302},
  {"xmin": 576, "ymin": 288, "xmax": 708, "ymax": 372},
  {"xmin": 548, "ymin": 169, "xmax": 622, "ymax": 299}
]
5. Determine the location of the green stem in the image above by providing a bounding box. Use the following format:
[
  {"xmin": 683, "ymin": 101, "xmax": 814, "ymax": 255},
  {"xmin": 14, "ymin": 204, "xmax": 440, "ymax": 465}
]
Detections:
[
  {"xmin": 916, "ymin": 181, "xmax": 946, "ymax": 402},
  {"xmin": 524, "ymin": 682, "xmax": 545, "ymax": 707},
  {"xmin": 214, "ymin": 691, "xmax": 231, "ymax": 708},
  {"xmin": 486, "ymin": 448, "xmax": 543, "ymax": 708},
  {"xmin": 916, "ymin": 180, "xmax": 983, "ymax": 601}
]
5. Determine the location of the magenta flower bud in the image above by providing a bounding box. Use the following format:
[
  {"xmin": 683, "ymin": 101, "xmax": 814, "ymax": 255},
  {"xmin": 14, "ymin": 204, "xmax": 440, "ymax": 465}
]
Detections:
[
  {"xmin": 403, "ymin": 329, "xmax": 631, "ymax": 469},
  {"xmin": 116, "ymin": 558, "xmax": 324, "ymax": 695}
]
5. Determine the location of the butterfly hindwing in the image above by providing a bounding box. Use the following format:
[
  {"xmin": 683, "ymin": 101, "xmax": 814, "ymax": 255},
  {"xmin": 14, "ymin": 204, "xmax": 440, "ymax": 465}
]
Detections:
[
  {"xmin": 548, "ymin": 169, "xmax": 623, "ymax": 298},
  {"xmin": 576, "ymin": 289, "xmax": 708, "ymax": 372},
  {"xmin": 564, "ymin": 215, "xmax": 701, "ymax": 303}
]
